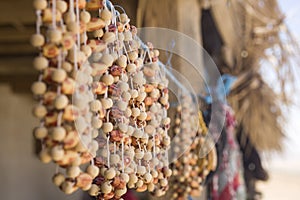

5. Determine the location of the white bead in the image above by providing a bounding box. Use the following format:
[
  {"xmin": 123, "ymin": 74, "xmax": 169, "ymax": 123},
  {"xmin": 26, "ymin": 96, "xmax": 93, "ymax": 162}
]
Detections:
[
  {"xmin": 33, "ymin": 56, "xmax": 48, "ymax": 71},
  {"xmin": 51, "ymin": 126, "xmax": 66, "ymax": 141},
  {"xmin": 31, "ymin": 81, "xmax": 46, "ymax": 95}
]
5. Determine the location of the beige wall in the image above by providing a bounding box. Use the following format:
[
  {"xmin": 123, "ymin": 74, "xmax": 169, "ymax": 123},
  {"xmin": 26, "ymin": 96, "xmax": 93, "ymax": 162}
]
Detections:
[{"xmin": 0, "ymin": 84, "xmax": 83, "ymax": 200}]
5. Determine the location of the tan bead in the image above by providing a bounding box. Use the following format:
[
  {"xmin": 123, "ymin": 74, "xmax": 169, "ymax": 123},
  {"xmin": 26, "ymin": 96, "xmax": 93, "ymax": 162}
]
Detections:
[
  {"xmin": 93, "ymin": 29, "xmax": 104, "ymax": 38},
  {"xmin": 126, "ymin": 63, "xmax": 136, "ymax": 73},
  {"xmin": 116, "ymin": 55, "xmax": 127, "ymax": 68},
  {"xmin": 100, "ymin": 9, "xmax": 112, "ymax": 21},
  {"xmin": 31, "ymin": 81, "xmax": 46, "ymax": 95},
  {"xmin": 130, "ymin": 89, "xmax": 138, "ymax": 99},
  {"xmin": 33, "ymin": 104, "xmax": 47, "ymax": 119},
  {"xmin": 101, "ymin": 98, "xmax": 113, "ymax": 109},
  {"xmin": 160, "ymin": 178, "xmax": 168, "ymax": 187},
  {"xmin": 131, "ymin": 107, "xmax": 140, "ymax": 118},
  {"xmin": 48, "ymin": 29, "xmax": 62, "ymax": 43},
  {"xmin": 54, "ymin": 94, "xmax": 69, "ymax": 110},
  {"xmin": 67, "ymin": 21, "xmax": 80, "ymax": 33},
  {"xmin": 91, "ymin": 116, "xmax": 103, "ymax": 129},
  {"xmin": 110, "ymin": 154, "xmax": 120, "ymax": 165},
  {"xmin": 81, "ymin": 45, "xmax": 92, "ymax": 57},
  {"xmin": 52, "ymin": 126, "xmax": 66, "ymax": 141},
  {"xmin": 138, "ymin": 111, "xmax": 147, "ymax": 121},
  {"xmin": 115, "ymin": 188, "xmax": 127, "ymax": 197},
  {"xmin": 89, "ymin": 184, "xmax": 100, "ymax": 196},
  {"xmin": 102, "ymin": 122, "xmax": 113, "ymax": 133},
  {"xmin": 136, "ymin": 179, "xmax": 144, "ymax": 188},
  {"xmin": 128, "ymin": 51, "xmax": 138, "ymax": 61},
  {"xmin": 33, "ymin": 56, "xmax": 48, "ymax": 71},
  {"xmin": 137, "ymin": 166, "xmax": 147, "ymax": 176},
  {"xmin": 56, "ymin": 0, "xmax": 68, "ymax": 13},
  {"xmin": 62, "ymin": 61, "xmax": 73, "ymax": 72},
  {"xmin": 52, "ymin": 68, "xmax": 67, "ymax": 83},
  {"xmin": 80, "ymin": 10, "xmax": 91, "ymax": 23},
  {"xmin": 34, "ymin": 126, "xmax": 48, "ymax": 139},
  {"xmin": 121, "ymin": 91, "xmax": 131, "ymax": 102},
  {"xmin": 101, "ymin": 74, "xmax": 114, "ymax": 85},
  {"xmin": 123, "ymin": 30, "xmax": 132, "ymax": 41},
  {"xmin": 39, "ymin": 148, "xmax": 52, "ymax": 163},
  {"xmin": 124, "ymin": 107, "xmax": 132, "ymax": 118},
  {"xmin": 143, "ymin": 151, "xmax": 152, "ymax": 161},
  {"xmin": 137, "ymin": 92, "xmax": 147, "ymax": 102},
  {"xmin": 103, "ymin": 32, "xmax": 116, "ymax": 44},
  {"xmin": 87, "ymin": 165, "xmax": 99, "ymax": 178},
  {"xmin": 101, "ymin": 54, "xmax": 114, "ymax": 66},
  {"xmin": 143, "ymin": 172, "xmax": 153, "ymax": 183},
  {"xmin": 117, "ymin": 101, "xmax": 127, "ymax": 111},
  {"xmin": 61, "ymin": 181, "xmax": 77, "ymax": 194},
  {"xmin": 148, "ymin": 182, "xmax": 155, "ymax": 192},
  {"xmin": 51, "ymin": 146, "xmax": 65, "ymax": 161},
  {"xmin": 52, "ymin": 173, "xmax": 65, "ymax": 186},
  {"xmin": 90, "ymin": 100, "xmax": 102, "ymax": 112},
  {"xmin": 104, "ymin": 168, "xmax": 116, "ymax": 180},
  {"xmin": 66, "ymin": 166, "xmax": 81, "ymax": 178},
  {"xmin": 31, "ymin": 34, "xmax": 45, "ymax": 47},
  {"xmin": 118, "ymin": 123, "xmax": 128, "ymax": 133},
  {"xmin": 120, "ymin": 173, "xmax": 129, "ymax": 183},
  {"xmin": 119, "ymin": 13, "xmax": 129, "ymax": 24},
  {"xmin": 33, "ymin": 0, "xmax": 47, "ymax": 10}
]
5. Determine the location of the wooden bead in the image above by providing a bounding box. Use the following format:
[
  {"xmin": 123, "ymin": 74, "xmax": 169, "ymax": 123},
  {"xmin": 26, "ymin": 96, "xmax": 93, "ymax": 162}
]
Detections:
[
  {"xmin": 67, "ymin": 166, "xmax": 81, "ymax": 178},
  {"xmin": 31, "ymin": 81, "xmax": 46, "ymax": 95},
  {"xmin": 91, "ymin": 116, "xmax": 102, "ymax": 129},
  {"xmin": 56, "ymin": 0, "xmax": 68, "ymax": 13},
  {"xmin": 119, "ymin": 13, "xmax": 129, "ymax": 24},
  {"xmin": 101, "ymin": 74, "xmax": 114, "ymax": 85},
  {"xmin": 80, "ymin": 10, "xmax": 91, "ymax": 23},
  {"xmin": 81, "ymin": 45, "xmax": 92, "ymax": 57},
  {"xmin": 101, "ymin": 98, "xmax": 113, "ymax": 109},
  {"xmin": 118, "ymin": 123, "xmax": 128, "ymax": 133},
  {"xmin": 138, "ymin": 111, "xmax": 147, "ymax": 121},
  {"xmin": 137, "ymin": 92, "xmax": 147, "ymax": 102},
  {"xmin": 110, "ymin": 154, "xmax": 120, "ymax": 165},
  {"xmin": 33, "ymin": 0, "xmax": 47, "ymax": 10},
  {"xmin": 101, "ymin": 9, "xmax": 112, "ymax": 21},
  {"xmin": 103, "ymin": 32, "xmax": 116, "ymax": 44},
  {"xmin": 34, "ymin": 126, "xmax": 48, "ymax": 139},
  {"xmin": 120, "ymin": 173, "xmax": 129, "ymax": 183},
  {"xmin": 52, "ymin": 173, "xmax": 65, "ymax": 186},
  {"xmin": 148, "ymin": 182, "xmax": 155, "ymax": 192},
  {"xmin": 48, "ymin": 29, "xmax": 62, "ymax": 43},
  {"xmin": 136, "ymin": 179, "xmax": 144, "ymax": 187},
  {"xmin": 90, "ymin": 100, "xmax": 102, "ymax": 112},
  {"xmin": 33, "ymin": 104, "xmax": 47, "ymax": 118},
  {"xmin": 102, "ymin": 122, "xmax": 113, "ymax": 133},
  {"xmin": 89, "ymin": 184, "xmax": 100, "ymax": 196},
  {"xmin": 51, "ymin": 146, "xmax": 65, "ymax": 161},
  {"xmin": 52, "ymin": 68, "xmax": 67, "ymax": 83},
  {"xmin": 31, "ymin": 34, "xmax": 45, "ymax": 47},
  {"xmin": 93, "ymin": 29, "xmax": 104, "ymax": 38},
  {"xmin": 116, "ymin": 55, "xmax": 127, "ymax": 68},
  {"xmin": 67, "ymin": 21, "xmax": 80, "ymax": 33},
  {"xmin": 61, "ymin": 181, "xmax": 77, "ymax": 194},
  {"xmin": 126, "ymin": 63, "xmax": 136, "ymax": 73},
  {"xmin": 143, "ymin": 172, "xmax": 153, "ymax": 183},
  {"xmin": 39, "ymin": 148, "xmax": 52, "ymax": 163},
  {"xmin": 52, "ymin": 126, "xmax": 66, "ymax": 141},
  {"xmin": 104, "ymin": 168, "xmax": 116, "ymax": 180},
  {"xmin": 143, "ymin": 151, "xmax": 152, "ymax": 161},
  {"xmin": 115, "ymin": 188, "xmax": 127, "ymax": 197},
  {"xmin": 64, "ymin": 12, "xmax": 76, "ymax": 24},
  {"xmin": 128, "ymin": 51, "xmax": 138, "ymax": 61},
  {"xmin": 33, "ymin": 56, "xmax": 48, "ymax": 71},
  {"xmin": 87, "ymin": 165, "xmax": 99, "ymax": 178},
  {"xmin": 101, "ymin": 54, "xmax": 114, "ymax": 66},
  {"xmin": 121, "ymin": 91, "xmax": 131, "ymax": 102},
  {"xmin": 54, "ymin": 94, "xmax": 69, "ymax": 110}
]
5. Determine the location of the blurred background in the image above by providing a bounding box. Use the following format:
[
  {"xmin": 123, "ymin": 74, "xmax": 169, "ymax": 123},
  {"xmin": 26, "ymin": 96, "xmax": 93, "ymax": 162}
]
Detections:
[{"xmin": 0, "ymin": 0, "xmax": 299, "ymax": 200}]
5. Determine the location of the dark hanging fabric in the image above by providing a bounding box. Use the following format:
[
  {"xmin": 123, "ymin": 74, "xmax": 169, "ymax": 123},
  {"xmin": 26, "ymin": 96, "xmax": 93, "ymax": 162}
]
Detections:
[{"xmin": 236, "ymin": 127, "xmax": 269, "ymax": 200}]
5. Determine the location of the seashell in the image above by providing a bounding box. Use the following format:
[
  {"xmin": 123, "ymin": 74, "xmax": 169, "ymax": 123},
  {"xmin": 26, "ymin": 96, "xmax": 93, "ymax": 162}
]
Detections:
[{"xmin": 43, "ymin": 43, "xmax": 60, "ymax": 58}]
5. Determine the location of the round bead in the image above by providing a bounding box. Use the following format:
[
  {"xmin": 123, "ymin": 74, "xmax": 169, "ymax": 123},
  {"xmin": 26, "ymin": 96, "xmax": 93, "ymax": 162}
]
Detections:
[
  {"xmin": 31, "ymin": 34, "xmax": 45, "ymax": 47},
  {"xmin": 104, "ymin": 168, "xmax": 116, "ymax": 180},
  {"xmin": 80, "ymin": 10, "xmax": 91, "ymax": 23},
  {"xmin": 39, "ymin": 149, "xmax": 52, "ymax": 163},
  {"xmin": 102, "ymin": 122, "xmax": 113, "ymax": 133},
  {"xmin": 52, "ymin": 68, "xmax": 67, "ymax": 83},
  {"xmin": 33, "ymin": 56, "xmax": 48, "ymax": 71},
  {"xmin": 90, "ymin": 100, "xmax": 102, "ymax": 112},
  {"xmin": 101, "ymin": 74, "xmax": 114, "ymax": 85},
  {"xmin": 116, "ymin": 55, "xmax": 127, "ymax": 68},
  {"xmin": 89, "ymin": 184, "xmax": 100, "ymax": 196},
  {"xmin": 54, "ymin": 94, "xmax": 69, "ymax": 110},
  {"xmin": 34, "ymin": 126, "xmax": 48, "ymax": 139},
  {"xmin": 101, "ymin": 54, "xmax": 114, "ymax": 66},
  {"xmin": 48, "ymin": 29, "xmax": 62, "ymax": 43},
  {"xmin": 87, "ymin": 165, "xmax": 99, "ymax": 178},
  {"xmin": 93, "ymin": 29, "xmax": 104, "ymax": 38},
  {"xmin": 52, "ymin": 126, "xmax": 66, "ymax": 141},
  {"xmin": 33, "ymin": 0, "xmax": 47, "ymax": 10},
  {"xmin": 52, "ymin": 173, "xmax": 65, "ymax": 186},
  {"xmin": 100, "ymin": 9, "xmax": 112, "ymax": 21},
  {"xmin": 66, "ymin": 166, "xmax": 81, "ymax": 178},
  {"xmin": 56, "ymin": 0, "xmax": 68, "ymax": 13},
  {"xmin": 31, "ymin": 81, "xmax": 46, "ymax": 95},
  {"xmin": 51, "ymin": 146, "xmax": 64, "ymax": 161},
  {"xmin": 103, "ymin": 32, "xmax": 116, "ymax": 44},
  {"xmin": 33, "ymin": 104, "xmax": 47, "ymax": 118}
]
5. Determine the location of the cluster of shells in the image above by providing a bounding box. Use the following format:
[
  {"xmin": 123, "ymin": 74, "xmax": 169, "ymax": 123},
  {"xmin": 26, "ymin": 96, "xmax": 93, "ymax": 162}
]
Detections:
[
  {"xmin": 169, "ymin": 95, "xmax": 217, "ymax": 200},
  {"xmin": 31, "ymin": 0, "xmax": 171, "ymax": 199}
]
